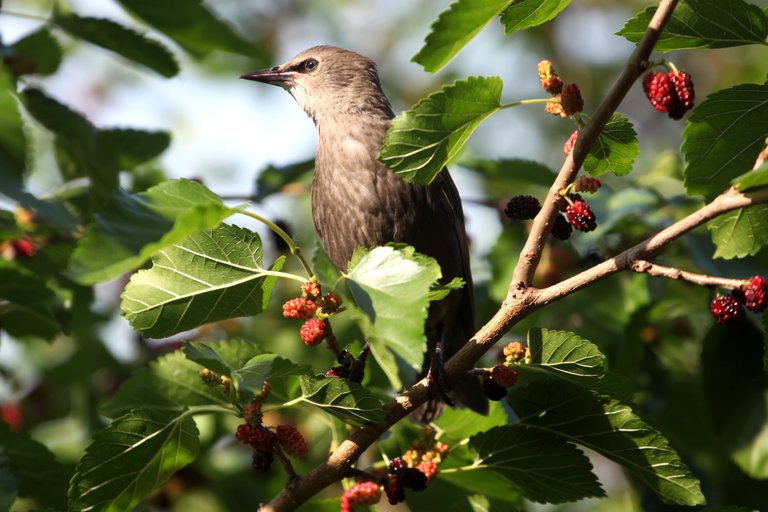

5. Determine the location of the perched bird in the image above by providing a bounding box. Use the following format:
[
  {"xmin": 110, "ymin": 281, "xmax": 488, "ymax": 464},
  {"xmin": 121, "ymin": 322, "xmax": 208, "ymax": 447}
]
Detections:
[{"xmin": 241, "ymin": 45, "xmax": 488, "ymax": 418}]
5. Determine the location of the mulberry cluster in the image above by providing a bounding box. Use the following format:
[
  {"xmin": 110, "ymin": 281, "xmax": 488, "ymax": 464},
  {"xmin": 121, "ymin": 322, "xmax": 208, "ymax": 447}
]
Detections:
[
  {"xmin": 341, "ymin": 481, "xmax": 381, "ymax": 512},
  {"xmin": 711, "ymin": 275, "xmax": 768, "ymax": 325},
  {"xmin": 538, "ymin": 59, "xmax": 584, "ymax": 118},
  {"xmin": 283, "ymin": 281, "xmax": 343, "ymax": 347},
  {"xmin": 643, "ymin": 70, "xmax": 695, "ymax": 119},
  {"xmin": 482, "ymin": 364, "xmax": 519, "ymax": 401}
]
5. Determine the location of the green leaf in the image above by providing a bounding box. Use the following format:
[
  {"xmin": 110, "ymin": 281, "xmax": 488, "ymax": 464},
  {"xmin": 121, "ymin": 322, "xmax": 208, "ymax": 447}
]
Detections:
[
  {"xmin": 69, "ymin": 179, "xmax": 235, "ymax": 284},
  {"xmin": 22, "ymin": 88, "xmax": 119, "ymax": 206},
  {"xmin": 0, "ymin": 448, "xmax": 18, "ymax": 512},
  {"xmin": 500, "ymin": 0, "xmax": 572, "ymax": 34},
  {"xmin": 114, "ymin": 0, "xmax": 256, "ymax": 58},
  {"xmin": 707, "ymin": 205, "xmax": 768, "ymax": 259},
  {"xmin": 234, "ymin": 354, "xmax": 311, "ymax": 394},
  {"xmin": 121, "ymin": 224, "xmax": 283, "ymax": 338},
  {"xmin": 53, "ymin": 12, "xmax": 179, "ymax": 77},
  {"xmin": 182, "ymin": 339, "xmax": 261, "ymax": 376},
  {"xmin": 511, "ymin": 380, "xmax": 705, "ymax": 505},
  {"xmin": 254, "ymin": 158, "xmax": 314, "ymax": 203},
  {"xmin": 345, "ymin": 245, "xmax": 442, "ymax": 371},
  {"xmin": 583, "ymin": 112, "xmax": 638, "ymax": 177},
  {"xmin": 412, "ymin": 0, "xmax": 512, "ymax": 73},
  {"xmin": 68, "ymin": 409, "xmax": 199, "ymax": 511},
  {"xmin": 468, "ymin": 425, "xmax": 604, "ymax": 503},
  {"xmin": 0, "ymin": 261, "xmax": 64, "ymax": 339},
  {"xmin": 682, "ymin": 84, "xmax": 768, "ymax": 199},
  {"xmin": 9, "ymin": 28, "xmax": 63, "ymax": 76},
  {"xmin": 100, "ymin": 128, "xmax": 171, "ymax": 168},
  {"xmin": 379, "ymin": 76, "xmax": 504, "ymax": 185},
  {"xmin": 618, "ymin": 0, "xmax": 768, "ymax": 51},
  {"xmin": 526, "ymin": 328, "xmax": 605, "ymax": 382},
  {"xmin": 100, "ymin": 350, "xmax": 228, "ymax": 418},
  {"xmin": 435, "ymin": 400, "xmax": 508, "ymax": 440},
  {"xmin": 297, "ymin": 375, "xmax": 386, "ymax": 427},
  {"xmin": 0, "ymin": 71, "xmax": 28, "ymax": 182},
  {"xmin": 732, "ymin": 162, "xmax": 768, "ymax": 191},
  {"xmin": 702, "ymin": 321, "xmax": 768, "ymax": 479},
  {"xmin": 0, "ymin": 422, "xmax": 69, "ymax": 509}
]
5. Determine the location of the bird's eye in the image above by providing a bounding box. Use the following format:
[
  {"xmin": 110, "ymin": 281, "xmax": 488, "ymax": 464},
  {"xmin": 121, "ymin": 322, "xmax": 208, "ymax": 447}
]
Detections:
[{"xmin": 303, "ymin": 58, "xmax": 318, "ymax": 72}]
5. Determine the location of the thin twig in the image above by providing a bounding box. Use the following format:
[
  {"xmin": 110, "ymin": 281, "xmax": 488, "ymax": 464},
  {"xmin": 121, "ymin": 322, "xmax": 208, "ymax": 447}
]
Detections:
[
  {"xmin": 630, "ymin": 260, "xmax": 747, "ymax": 289},
  {"xmin": 273, "ymin": 446, "xmax": 299, "ymax": 481}
]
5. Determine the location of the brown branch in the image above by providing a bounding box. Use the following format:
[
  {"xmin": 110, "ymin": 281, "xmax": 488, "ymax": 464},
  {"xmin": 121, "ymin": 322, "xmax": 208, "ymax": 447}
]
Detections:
[
  {"xmin": 630, "ymin": 260, "xmax": 747, "ymax": 289},
  {"xmin": 511, "ymin": 0, "xmax": 680, "ymax": 288},
  {"xmin": 532, "ymin": 187, "xmax": 768, "ymax": 306},
  {"xmin": 262, "ymin": 2, "xmax": 689, "ymax": 510}
]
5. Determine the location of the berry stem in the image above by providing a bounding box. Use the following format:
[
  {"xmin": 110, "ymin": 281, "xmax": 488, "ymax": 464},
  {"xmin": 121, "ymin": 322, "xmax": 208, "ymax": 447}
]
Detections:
[
  {"xmin": 273, "ymin": 445, "xmax": 299, "ymax": 480},
  {"xmin": 323, "ymin": 320, "xmax": 341, "ymax": 356},
  {"xmin": 240, "ymin": 210, "xmax": 315, "ymax": 279}
]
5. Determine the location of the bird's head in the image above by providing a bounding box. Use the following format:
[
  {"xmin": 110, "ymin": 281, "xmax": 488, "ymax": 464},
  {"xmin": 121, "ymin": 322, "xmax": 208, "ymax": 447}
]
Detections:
[{"xmin": 241, "ymin": 45, "xmax": 393, "ymax": 124}]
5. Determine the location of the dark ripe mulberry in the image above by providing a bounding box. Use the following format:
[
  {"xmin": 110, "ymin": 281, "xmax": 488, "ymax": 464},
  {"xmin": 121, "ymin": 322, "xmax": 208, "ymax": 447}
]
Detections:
[
  {"xmin": 482, "ymin": 377, "xmax": 508, "ymax": 401},
  {"xmin": 551, "ymin": 213, "xmax": 573, "ymax": 241},
  {"xmin": 251, "ymin": 449, "xmax": 274, "ymax": 472},
  {"xmin": 504, "ymin": 195, "xmax": 541, "ymax": 220},
  {"xmin": 384, "ymin": 475, "xmax": 405, "ymax": 505},
  {"xmin": 388, "ymin": 456, "xmax": 408, "ymax": 475},
  {"xmin": 400, "ymin": 467, "xmax": 428, "ymax": 491},
  {"xmin": 710, "ymin": 295, "xmax": 744, "ymax": 325},
  {"xmin": 248, "ymin": 426, "xmax": 278, "ymax": 452}
]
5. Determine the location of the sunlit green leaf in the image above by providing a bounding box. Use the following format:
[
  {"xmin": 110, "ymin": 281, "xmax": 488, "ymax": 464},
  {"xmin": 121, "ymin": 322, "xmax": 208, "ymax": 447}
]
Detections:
[
  {"xmin": 511, "ymin": 380, "xmax": 705, "ymax": 505},
  {"xmin": 707, "ymin": 205, "xmax": 768, "ymax": 259},
  {"xmin": 69, "ymin": 409, "xmax": 198, "ymax": 511},
  {"xmin": 682, "ymin": 84, "xmax": 768, "ymax": 199},
  {"xmin": 618, "ymin": 0, "xmax": 768, "ymax": 50},
  {"xmin": 297, "ymin": 376, "xmax": 386, "ymax": 427},
  {"xmin": 526, "ymin": 328, "xmax": 605, "ymax": 381},
  {"xmin": 0, "ymin": 71, "xmax": 28, "ymax": 182},
  {"xmin": 500, "ymin": 0, "xmax": 572, "ymax": 34},
  {"xmin": 235, "ymin": 354, "xmax": 310, "ymax": 393},
  {"xmin": 345, "ymin": 245, "xmax": 442, "ymax": 371},
  {"xmin": 121, "ymin": 224, "xmax": 283, "ymax": 338},
  {"xmin": 732, "ymin": 162, "xmax": 768, "ymax": 191},
  {"xmin": 468, "ymin": 425, "xmax": 604, "ymax": 503},
  {"xmin": 583, "ymin": 113, "xmax": 638, "ymax": 177},
  {"xmin": 435, "ymin": 400, "xmax": 508, "ymax": 440},
  {"xmin": 53, "ymin": 12, "xmax": 179, "ymax": 77},
  {"xmin": 412, "ymin": 0, "xmax": 512, "ymax": 73},
  {"xmin": 69, "ymin": 179, "xmax": 235, "ymax": 284},
  {"xmin": 379, "ymin": 76, "xmax": 503, "ymax": 184}
]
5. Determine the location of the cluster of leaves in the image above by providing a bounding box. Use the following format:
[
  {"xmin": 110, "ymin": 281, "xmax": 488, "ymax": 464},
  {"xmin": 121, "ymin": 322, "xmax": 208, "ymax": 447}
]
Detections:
[{"xmin": 1, "ymin": 0, "xmax": 768, "ymax": 511}]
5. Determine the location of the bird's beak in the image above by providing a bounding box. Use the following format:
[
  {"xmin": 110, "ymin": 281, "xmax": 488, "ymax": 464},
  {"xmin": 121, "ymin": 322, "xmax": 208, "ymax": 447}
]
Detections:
[{"xmin": 240, "ymin": 67, "xmax": 297, "ymax": 88}]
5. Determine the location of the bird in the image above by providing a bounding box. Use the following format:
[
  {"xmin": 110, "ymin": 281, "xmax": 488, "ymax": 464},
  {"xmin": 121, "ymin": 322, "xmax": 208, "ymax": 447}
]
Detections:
[{"xmin": 241, "ymin": 45, "xmax": 488, "ymax": 419}]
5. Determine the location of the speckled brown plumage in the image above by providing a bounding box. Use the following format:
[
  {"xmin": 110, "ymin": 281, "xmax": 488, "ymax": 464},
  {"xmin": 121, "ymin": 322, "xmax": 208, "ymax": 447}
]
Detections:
[{"xmin": 242, "ymin": 46, "xmax": 488, "ymax": 417}]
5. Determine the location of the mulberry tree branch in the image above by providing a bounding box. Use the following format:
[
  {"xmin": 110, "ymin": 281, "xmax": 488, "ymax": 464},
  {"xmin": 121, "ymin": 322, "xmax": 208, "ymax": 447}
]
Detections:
[
  {"xmin": 511, "ymin": 0, "xmax": 681, "ymax": 288},
  {"xmin": 629, "ymin": 260, "xmax": 748, "ymax": 289}
]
